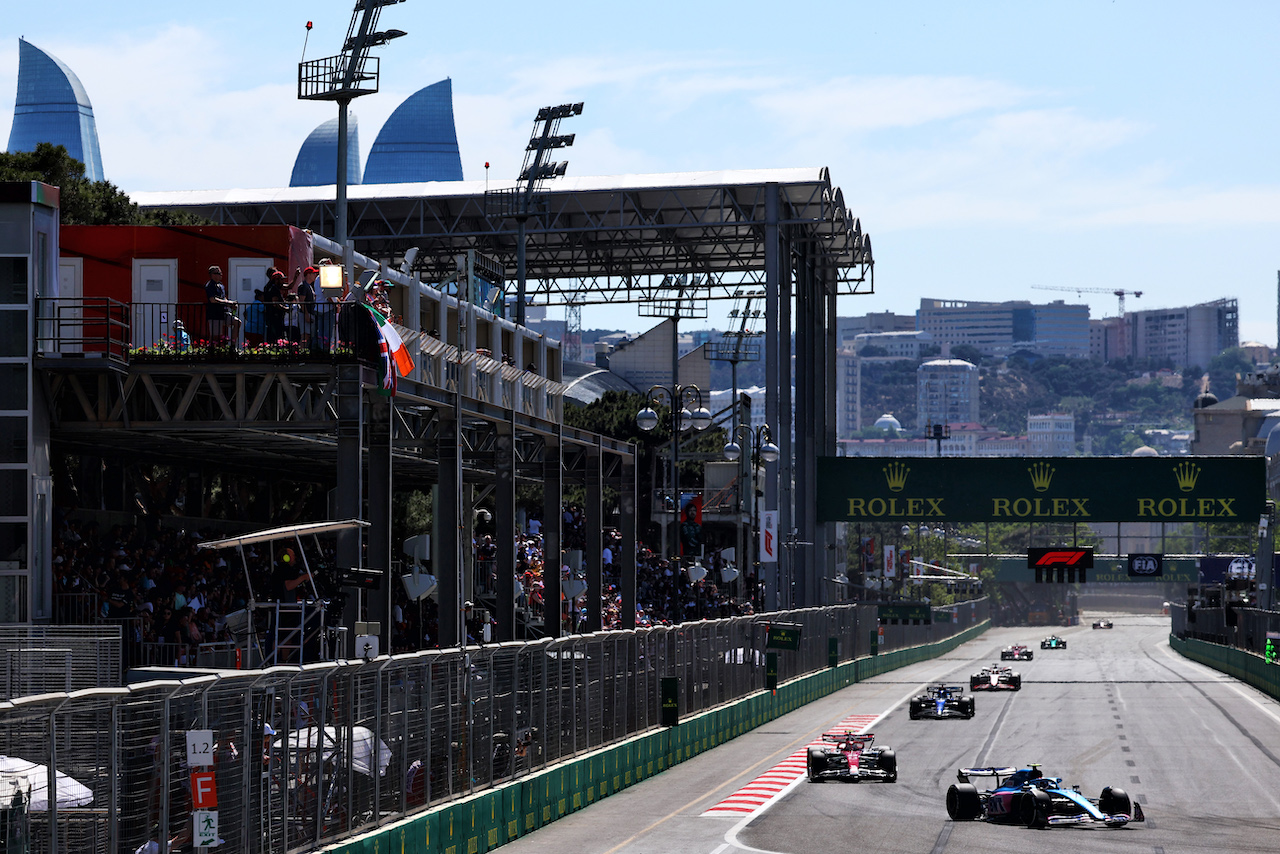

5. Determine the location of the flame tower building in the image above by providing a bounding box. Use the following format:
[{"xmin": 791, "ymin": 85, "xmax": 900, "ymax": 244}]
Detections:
[{"xmin": 7, "ymin": 39, "xmax": 105, "ymax": 182}]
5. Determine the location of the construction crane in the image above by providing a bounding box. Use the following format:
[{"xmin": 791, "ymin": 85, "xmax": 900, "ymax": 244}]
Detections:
[{"xmin": 1030, "ymin": 285, "xmax": 1143, "ymax": 317}]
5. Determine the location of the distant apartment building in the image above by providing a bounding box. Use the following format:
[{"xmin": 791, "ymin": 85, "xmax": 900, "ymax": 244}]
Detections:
[
  {"xmin": 851, "ymin": 330, "xmax": 933, "ymax": 359},
  {"xmin": 1027, "ymin": 413, "xmax": 1076, "ymax": 456},
  {"xmin": 917, "ymin": 359, "xmax": 980, "ymax": 426},
  {"xmin": 1128, "ymin": 299, "xmax": 1238, "ymax": 370},
  {"xmin": 1092, "ymin": 299, "xmax": 1238, "ymax": 369},
  {"xmin": 835, "ymin": 348, "xmax": 911, "ymax": 437},
  {"xmin": 916, "ymin": 298, "xmax": 1090, "ymax": 359},
  {"xmin": 838, "ymin": 424, "xmax": 1029, "ymax": 458},
  {"xmin": 836, "ymin": 312, "xmax": 915, "ymax": 349}
]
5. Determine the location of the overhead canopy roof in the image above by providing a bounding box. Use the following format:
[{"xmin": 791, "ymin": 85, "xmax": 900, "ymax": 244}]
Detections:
[{"xmin": 134, "ymin": 167, "xmax": 874, "ymax": 305}]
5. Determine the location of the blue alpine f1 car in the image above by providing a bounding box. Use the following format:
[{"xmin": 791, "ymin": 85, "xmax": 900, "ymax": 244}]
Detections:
[{"xmin": 946, "ymin": 765, "xmax": 1145, "ymax": 828}]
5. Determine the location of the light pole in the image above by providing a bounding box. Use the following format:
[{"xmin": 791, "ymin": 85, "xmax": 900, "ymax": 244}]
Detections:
[
  {"xmin": 637, "ymin": 385, "xmax": 712, "ymax": 570},
  {"xmin": 724, "ymin": 424, "xmax": 779, "ymax": 611},
  {"xmin": 925, "ymin": 420, "xmax": 951, "ymax": 457}
]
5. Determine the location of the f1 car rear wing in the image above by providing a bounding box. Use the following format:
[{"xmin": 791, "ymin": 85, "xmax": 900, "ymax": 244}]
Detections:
[
  {"xmin": 822, "ymin": 732, "xmax": 875, "ymax": 746},
  {"xmin": 957, "ymin": 766, "xmax": 1017, "ymax": 783},
  {"xmin": 932, "ymin": 684, "xmax": 965, "ymax": 694}
]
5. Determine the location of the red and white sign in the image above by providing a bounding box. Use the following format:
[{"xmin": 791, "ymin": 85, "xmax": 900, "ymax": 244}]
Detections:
[
  {"xmin": 883, "ymin": 544, "xmax": 896, "ymax": 578},
  {"xmin": 760, "ymin": 511, "xmax": 778, "ymax": 563},
  {"xmin": 191, "ymin": 771, "xmax": 218, "ymax": 810}
]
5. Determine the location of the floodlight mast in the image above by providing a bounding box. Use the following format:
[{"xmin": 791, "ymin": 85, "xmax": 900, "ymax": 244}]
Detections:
[
  {"xmin": 487, "ymin": 102, "xmax": 583, "ymax": 327},
  {"xmin": 298, "ymin": 0, "xmax": 408, "ymax": 251}
]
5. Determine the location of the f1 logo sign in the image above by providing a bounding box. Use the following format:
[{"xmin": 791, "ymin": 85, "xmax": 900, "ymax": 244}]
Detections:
[{"xmin": 1028, "ymin": 548, "xmax": 1094, "ymax": 569}]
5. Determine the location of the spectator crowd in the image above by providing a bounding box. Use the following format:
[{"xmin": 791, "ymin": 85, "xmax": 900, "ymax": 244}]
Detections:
[{"xmin": 52, "ymin": 503, "xmax": 760, "ymax": 667}]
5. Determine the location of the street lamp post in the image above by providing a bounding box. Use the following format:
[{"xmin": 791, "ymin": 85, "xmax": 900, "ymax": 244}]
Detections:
[
  {"xmin": 724, "ymin": 424, "xmax": 779, "ymax": 611},
  {"xmin": 637, "ymin": 385, "xmax": 712, "ymax": 571},
  {"xmin": 925, "ymin": 420, "xmax": 951, "ymax": 457}
]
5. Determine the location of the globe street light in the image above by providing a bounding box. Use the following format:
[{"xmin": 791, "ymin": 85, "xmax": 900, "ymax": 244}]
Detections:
[
  {"xmin": 723, "ymin": 423, "xmax": 779, "ymax": 610},
  {"xmin": 637, "ymin": 384, "xmax": 712, "ymax": 571}
]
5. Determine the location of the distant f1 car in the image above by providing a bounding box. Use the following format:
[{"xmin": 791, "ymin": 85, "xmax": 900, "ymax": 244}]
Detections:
[
  {"xmin": 1041, "ymin": 635, "xmax": 1068, "ymax": 649},
  {"xmin": 970, "ymin": 663, "xmax": 1021, "ymax": 691},
  {"xmin": 946, "ymin": 765, "xmax": 1145, "ymax": 828},
  {"xmin": 806, "ymin": 731, "xmax": 897, "ymax": 783},
  {"xmin": 1092, "ymin": 619, "xmax": 1114, "ymax": 629},
  {"xmin": 909, "ymin": 685, "xmax": 975, "ymax": 719},
  {"xmin": 1001, "ymin": 644, "xmax": 1034, "ymax": 661}
]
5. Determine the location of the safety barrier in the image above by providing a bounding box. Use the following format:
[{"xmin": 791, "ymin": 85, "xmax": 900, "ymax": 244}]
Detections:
[
  {"xmin": 1168, "ymin": 633, "xmax": 1280, "ymax": 702},
  {"xmin": 318, "ymin": 618, "xmax": 990, "ymax": 854}
]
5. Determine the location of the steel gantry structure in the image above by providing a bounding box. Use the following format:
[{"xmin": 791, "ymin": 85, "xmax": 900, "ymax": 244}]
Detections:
[{"xmin": 136, "ymin": 166, "xmax": 875, "ymax": 611}]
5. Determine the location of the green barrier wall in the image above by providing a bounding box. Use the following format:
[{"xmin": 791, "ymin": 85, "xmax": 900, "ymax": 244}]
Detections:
[
  {"xmin": 320, "ymin": 619, "xmax": 990, "ymax": 854},
  {"xmin": 1169, "ymin": 634, "xmax": 1280, "ymax": 701}
]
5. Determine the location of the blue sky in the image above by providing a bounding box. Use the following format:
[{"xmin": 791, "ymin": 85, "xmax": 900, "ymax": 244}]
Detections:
[{"xmin": 3, "ymin": 1, "xmax": 1278, "ymax": 342}]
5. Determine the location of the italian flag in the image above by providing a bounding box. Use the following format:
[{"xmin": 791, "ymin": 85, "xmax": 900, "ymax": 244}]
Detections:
[{"xmin": 365, "ymin": 304, "xmax": 415, "ymax": 392}]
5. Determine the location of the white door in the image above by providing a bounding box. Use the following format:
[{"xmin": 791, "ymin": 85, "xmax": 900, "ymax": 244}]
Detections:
[
  {"xmin": 57, "ymin": 258, "xmax": 82, "ymax": 353},
  {"xmin": 131, "ymin": 258, "xmax": 178, "ymax": 351},
  {"xmin": 229, "ymin": 257, "xmax": 273, "ymax": 343}
]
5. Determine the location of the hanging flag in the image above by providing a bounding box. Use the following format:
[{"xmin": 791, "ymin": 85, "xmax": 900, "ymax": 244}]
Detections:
[{"xmin": 364, "ymin": 303, "xmax": 415, "ymax": 392}]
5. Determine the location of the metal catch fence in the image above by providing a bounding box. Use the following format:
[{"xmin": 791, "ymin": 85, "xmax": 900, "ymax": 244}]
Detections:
[
  {"xmin": 1171, "ymin": 603, "xmax": 1280, "ymax": 656},
  {"xmin": 0, "ymin": 599, "xmax": 986, "ymax": 854}
]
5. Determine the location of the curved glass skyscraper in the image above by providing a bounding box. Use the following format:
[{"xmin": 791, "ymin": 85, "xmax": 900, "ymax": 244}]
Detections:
[
  {"xmin": 362, "ymin": 79, "xmax": 464, "ymax": 184},
  {"xmin": 7, "ymin": 38, "xmax": 104, "ymax": 182},
  {"xmin": 290, "ymin": 115, "xmax": 363, "ymax": 187}
]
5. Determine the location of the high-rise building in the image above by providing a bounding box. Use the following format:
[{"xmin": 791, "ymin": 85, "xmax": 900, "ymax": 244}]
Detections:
[
  {"xmin": 916, "ymin": 298, "xmax": 1089, "ymax": 359},
  {"xmin": 362, "ymin": 79, "xmax": 464, "ymax": 184},
  {"xmin": 289, "ymin": 116, "xmax": 363, "ymax": 187},
  {"xmin": 1126, "ymin": 299, "xmax": 1238, "ymax": 370},
  {"xmin": 7, "ymin": 39, "xmax": 104, "ymax": 182},
  {"xmin": 916, "ymin": 359, "xmax": 980, "ymax": 426}
]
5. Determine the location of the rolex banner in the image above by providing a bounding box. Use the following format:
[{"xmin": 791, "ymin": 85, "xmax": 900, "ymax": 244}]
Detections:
[{"xmin": 817, "ymin": 457, "xmax": 1266, "ymax": 523}]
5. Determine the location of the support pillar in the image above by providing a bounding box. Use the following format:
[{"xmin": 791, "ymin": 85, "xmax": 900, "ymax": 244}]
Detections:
[
  {"xmin": 336, "ymin": 364, "xmax": 364, "ymax": 657},
  {"xmin": 368, "ymin": 395, "xmax": 392, "ymax": 653},
  {"xmin": 541, "ymin": 430, "xmax": 562, "ymax": 638},
  {"xmin": 494, "ymin": 424, "xmax": 517, "ymax": 641},
  {"xmin": 763, "ymin": 183, "xmax": 782, "ymax": 610},
  {"xmin": 436, "ymin": 417, "xmax": 463, "ymax": 648},
  {"xmin": 584, "ymin": 443, "xmax": 603, "ymax": 633},
  {"xmin": 620, "ymin": 448, "xmax": 637, "ymax": 630}
]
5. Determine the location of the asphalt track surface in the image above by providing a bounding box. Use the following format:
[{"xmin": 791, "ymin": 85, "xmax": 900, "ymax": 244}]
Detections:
[{"xmin": 494, "ymin": 615, "xmax": 1280, "ymax": 854}]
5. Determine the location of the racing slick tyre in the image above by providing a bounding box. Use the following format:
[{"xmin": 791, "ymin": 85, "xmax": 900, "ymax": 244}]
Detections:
[
  {"xmin": 1021, "ymin": 787, "xmax": 1051, "ymax": 829},
  {"xmin": 1099, "ymin": 786, "xmax": 1132, "ymax": 816},
  {"xmin": 909, "ymin": 700, "xmax": 922, "ymax": 720},
  {"xmin": 1025, "ymin": 651, "xmax": 1033, "ymax": 660},
  {"xmin": 1010, "ymin": 675, "xmax": 1021, "ymax": 690},
  {"xmin": 877, "ymin": 748, "xmax": 897, "ymax": 782},
  {"xmin": 946, "ymin": 783, "xmax": 982, "ymax": 820},
  {"xmin": 969, "ymin": 676, "xmax": 982, "ymax": 691},
  {"xmin": 806, "ymin": 748, "xmax": 824, "ymax": 782},
  {"xmin": 962, "ymin": 698, "xmax": 975, "ymax": 718}
]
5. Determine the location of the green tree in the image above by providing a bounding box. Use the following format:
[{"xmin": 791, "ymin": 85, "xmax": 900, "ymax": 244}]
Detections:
[{"xmin": 0, "ymin": 143, "xmax": 209, "ymax": 226}]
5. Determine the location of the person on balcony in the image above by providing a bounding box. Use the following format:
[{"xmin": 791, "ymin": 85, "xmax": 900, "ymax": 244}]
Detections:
[
  {"xmin": 262, "ymin": 268, "xmax": 288, "ymax": 344},
  {"xmin": 204, "ymin": 265, "xmax": 241, "ymax": 346}
]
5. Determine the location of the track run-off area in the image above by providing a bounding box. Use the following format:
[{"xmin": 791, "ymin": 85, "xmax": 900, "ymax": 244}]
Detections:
[{"xmin": 493, "ymin": 615, "xmax": 1280, "ymax": 854}]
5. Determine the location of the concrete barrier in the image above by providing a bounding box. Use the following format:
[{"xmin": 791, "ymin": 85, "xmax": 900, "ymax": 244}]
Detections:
[
  {"xmin": 319, "ymin": 619, "xmax": 990, "ymax": 854},
  {"xmin": 1169, "ymin": 633, "xmax": 1280, "ymax": 701}
]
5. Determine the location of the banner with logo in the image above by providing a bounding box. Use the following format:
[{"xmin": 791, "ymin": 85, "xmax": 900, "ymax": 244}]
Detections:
[
  {"xmin": 883, "ymin": 544, "xmax": 896, "ymax": 578},
  {"xmin": 1128, "ymin": 554, "xmax": 1163, "ymax": 577},
  {"xmin": 759, "ymin": 510, "xmax": 778, "ymax": 563},
  {"xmin": 817, "ymin": 456, "xmax": 1266, "ymax": 523}
]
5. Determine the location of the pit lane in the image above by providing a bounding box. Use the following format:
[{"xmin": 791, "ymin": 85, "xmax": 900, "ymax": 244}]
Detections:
[{"xmin": 493, "ymin": 617, "xmax": 1280, "ymax": 854}]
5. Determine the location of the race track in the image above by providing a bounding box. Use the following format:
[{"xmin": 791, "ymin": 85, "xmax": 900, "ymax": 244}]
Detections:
[{"xmin": 495, "ymin": 615, "xmax": 1280, "ymax": 854}]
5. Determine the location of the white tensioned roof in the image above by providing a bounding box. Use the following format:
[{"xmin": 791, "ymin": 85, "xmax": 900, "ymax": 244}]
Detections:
[{"xmin": 134, "ymin": 167, "xmax": 874, "ymax": 303}]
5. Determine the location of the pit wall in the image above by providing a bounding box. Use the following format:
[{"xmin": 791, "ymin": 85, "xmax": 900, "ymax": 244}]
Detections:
[
  {"xmin": 320, "ymin": 619, "xmax": 990, "ymax": 854},
  {"xmin": 1169, "ymin": 634, "xmax": 1280, "ymax": 701}
]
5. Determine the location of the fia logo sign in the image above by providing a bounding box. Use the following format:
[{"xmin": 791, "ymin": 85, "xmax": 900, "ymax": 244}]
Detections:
[{"xmin": 1128, "ymin": 554, "xmax": 1162, "ymax": 577}]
